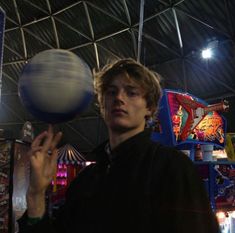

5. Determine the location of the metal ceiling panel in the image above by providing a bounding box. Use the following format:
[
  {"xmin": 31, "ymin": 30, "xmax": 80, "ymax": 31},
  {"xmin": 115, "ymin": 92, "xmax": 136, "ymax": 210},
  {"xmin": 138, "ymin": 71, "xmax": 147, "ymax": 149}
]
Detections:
[
  {"xmin": 49, "ymin": 0, "xmax": 83, "ymax": 13},
  {"xmin": 54, "ymin": 3, "xmax": 92, "ymax": 40},
  {"xmin": 97, "ymin": 30, "xmax": 136, "ymax": 60},
  {"xmin": 4, "ymin": 29, "xmax": 25, "ymax": 56},
  {"xmin": 0, "ymin": 0, "xmax": 18, "ymax": 26},
  {"xmin": 87, "ymin": 4, "xmax": 128, "ymax": 39},
  {"xmin": 15, "ymin": 1, "xmax": 50, "ymax": 25},
  {"xmin": 3, "ymin": 46, "xmax": 24, "ymax": 63},
  {"xmin": 72, "ymin": 44, "xmax": 98, "ymax": 69},
  {"xmin": 176, "ymin": 0, "xmax": 234, "ymax": 36},
  {"xmin": 24, "ymin": 19, "xmax": 58, "ymax": 50}
]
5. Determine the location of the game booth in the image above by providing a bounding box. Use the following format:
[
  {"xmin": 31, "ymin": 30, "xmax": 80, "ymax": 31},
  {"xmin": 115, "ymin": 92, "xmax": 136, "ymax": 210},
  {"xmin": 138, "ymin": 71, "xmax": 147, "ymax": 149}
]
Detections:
[
  {"xmin": 49, "ymin": 144, "xmax": 92, "ymax": 217},
  {"xmin": 151, "ymin": 89, "xmax": 235, "ymax": 233}
]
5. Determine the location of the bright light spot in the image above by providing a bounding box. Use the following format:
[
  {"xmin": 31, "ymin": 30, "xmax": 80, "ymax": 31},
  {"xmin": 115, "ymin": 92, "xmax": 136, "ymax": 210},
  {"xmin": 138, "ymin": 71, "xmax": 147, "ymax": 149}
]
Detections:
[
  {"xmin": 85, "ymin": 161, "xmax": 96, "ymax": 166},
  {"xmin": 201, "ymin": 48, "xmax": 212, "ymax": 59},
  {"xmin": 85, "ymin": 161, "xmax": 92, "ymax": 166},
  {"xmin": 216, "ymin": 211, "xmax": 226, "ymax": 219}
]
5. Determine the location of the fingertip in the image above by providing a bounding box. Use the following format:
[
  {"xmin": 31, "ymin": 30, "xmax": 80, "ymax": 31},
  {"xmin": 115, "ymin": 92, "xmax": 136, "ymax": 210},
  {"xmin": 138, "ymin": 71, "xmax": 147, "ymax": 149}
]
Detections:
[
  {"xmin": 56, "ymin": 131, "xmax": 63, "ymax": 138},
  {"xmin": 51, "ymin": 148, "xmax": 59, "ymax": 159}
]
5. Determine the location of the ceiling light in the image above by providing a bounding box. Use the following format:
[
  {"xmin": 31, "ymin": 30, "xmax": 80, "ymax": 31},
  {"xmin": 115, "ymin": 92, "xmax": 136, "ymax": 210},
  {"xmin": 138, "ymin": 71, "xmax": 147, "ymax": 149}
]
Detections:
[{"xmin": 201, "ymin": 48, "xmax": 212, "ymax": 59}]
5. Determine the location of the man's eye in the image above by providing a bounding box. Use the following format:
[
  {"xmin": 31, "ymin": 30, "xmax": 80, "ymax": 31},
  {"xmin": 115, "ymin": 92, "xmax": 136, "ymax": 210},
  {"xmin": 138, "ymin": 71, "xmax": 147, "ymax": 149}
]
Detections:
[
  {"xmin": 128, "ymin": 91, "xmax": 139, "ymax": 96},
  {"xmin": 106, "ymin": 89, "xmax": 116, "ymax": 96}
]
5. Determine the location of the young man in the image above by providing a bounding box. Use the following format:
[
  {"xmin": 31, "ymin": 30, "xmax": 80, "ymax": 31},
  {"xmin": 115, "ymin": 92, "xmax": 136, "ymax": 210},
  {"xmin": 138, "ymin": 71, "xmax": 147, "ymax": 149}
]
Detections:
[{"xmin": 19, "ymin": 58, "xmax": 219, "ymax": 233}]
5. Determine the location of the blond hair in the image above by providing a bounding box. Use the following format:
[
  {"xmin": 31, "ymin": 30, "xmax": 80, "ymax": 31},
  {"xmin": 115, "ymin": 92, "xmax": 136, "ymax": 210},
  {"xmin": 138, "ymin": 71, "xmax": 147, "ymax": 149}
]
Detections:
[{"xmin": 94, "ymin": 58, "xmax": 162, "ymax": 117}]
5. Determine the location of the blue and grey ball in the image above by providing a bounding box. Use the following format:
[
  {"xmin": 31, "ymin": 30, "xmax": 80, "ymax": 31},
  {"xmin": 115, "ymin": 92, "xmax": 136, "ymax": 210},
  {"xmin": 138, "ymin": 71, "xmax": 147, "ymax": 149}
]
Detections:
[{"xmin": 18, "ymin": 49, "xmax": 93, "ymax": 123}]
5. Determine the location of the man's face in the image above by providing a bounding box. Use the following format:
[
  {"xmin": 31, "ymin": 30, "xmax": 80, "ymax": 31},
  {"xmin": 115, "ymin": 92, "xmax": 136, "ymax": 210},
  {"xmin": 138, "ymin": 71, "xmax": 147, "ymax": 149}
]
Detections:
[{"xmin": 102, "ymin": 74, "xmax": 151, "ymax": 134}]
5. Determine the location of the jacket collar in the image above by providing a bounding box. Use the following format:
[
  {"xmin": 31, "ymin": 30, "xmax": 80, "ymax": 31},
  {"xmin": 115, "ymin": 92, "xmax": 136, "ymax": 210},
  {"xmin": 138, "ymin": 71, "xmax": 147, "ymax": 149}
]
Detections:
[{"xmin": 93, "ymin": 129, "xmax": 152, "ymax": 164}]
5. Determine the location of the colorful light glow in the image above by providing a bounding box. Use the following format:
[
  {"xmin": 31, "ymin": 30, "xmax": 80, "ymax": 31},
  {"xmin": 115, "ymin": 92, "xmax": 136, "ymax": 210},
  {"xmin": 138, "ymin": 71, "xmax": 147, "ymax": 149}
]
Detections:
[{"xmin": 216, "ymin": 211, "xmax": 226, "ymax": 220}]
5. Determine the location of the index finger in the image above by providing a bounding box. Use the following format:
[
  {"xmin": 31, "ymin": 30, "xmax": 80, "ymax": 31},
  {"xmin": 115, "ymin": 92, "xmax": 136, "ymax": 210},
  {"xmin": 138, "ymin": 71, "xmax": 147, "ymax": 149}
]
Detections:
[
  {"xmin": 50, "ymin": 131, "xmax": 63, "ymax": 151},
  {"xmin": 31, "ymin": 130, "xmax": 48, "ymax": 148},
  {"xmin": 40, "ymin": 125, "xmax": 54, "ymax": 153}
]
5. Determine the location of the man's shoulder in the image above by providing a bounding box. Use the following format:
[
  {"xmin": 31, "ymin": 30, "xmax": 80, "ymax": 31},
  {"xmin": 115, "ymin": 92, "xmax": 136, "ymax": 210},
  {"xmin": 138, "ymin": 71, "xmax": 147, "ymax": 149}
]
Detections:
[
  {"xmin": 148, "ymin": 140, "xmax": 181, "ymax": 156},
  {"xmin": 148, "ymin": 140, "xmax": 193, "ymax": 165}
]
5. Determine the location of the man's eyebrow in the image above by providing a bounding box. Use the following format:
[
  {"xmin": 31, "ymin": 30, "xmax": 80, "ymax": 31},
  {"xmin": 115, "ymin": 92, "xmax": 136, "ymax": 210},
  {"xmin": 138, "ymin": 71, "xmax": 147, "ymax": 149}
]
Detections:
[
  {"xmin": 106, "ymin": 84, "xmax": 117, "ymax": 89},
  {"xmin": 125, "ymin": 85, "xmax": 139, "ymax": 89},
  {"xmin": 106, "ymin": 84, "xmax": 140, "ymax": 90}
]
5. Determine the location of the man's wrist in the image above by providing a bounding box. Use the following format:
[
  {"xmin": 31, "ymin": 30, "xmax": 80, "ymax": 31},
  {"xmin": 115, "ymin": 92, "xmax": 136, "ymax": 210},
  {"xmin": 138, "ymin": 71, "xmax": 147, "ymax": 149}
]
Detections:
[
  {"xmin": 27, "ymin": 216, "xmax": 43, "ymax": 226},
  {"xmin": 26, "ymin": 191, "xmax": 46, "ymax": 218},
  {"xmin": 27, "ymin": 186, "xmax": 46, "ymax": 197}
]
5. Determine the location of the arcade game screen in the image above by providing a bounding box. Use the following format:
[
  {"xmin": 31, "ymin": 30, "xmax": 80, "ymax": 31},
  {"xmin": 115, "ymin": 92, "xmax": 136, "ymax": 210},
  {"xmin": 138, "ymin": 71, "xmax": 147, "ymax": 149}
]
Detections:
[{"xmin": 152, "ymin": 89, "xmax": 228, "ymax": 148}]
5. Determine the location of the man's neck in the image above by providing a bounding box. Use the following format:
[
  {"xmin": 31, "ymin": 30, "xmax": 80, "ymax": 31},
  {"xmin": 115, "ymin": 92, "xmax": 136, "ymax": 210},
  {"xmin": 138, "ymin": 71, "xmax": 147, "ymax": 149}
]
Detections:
[{"xmin": 108, "ymin": 127, "xmax": 145, "ymax": 150}]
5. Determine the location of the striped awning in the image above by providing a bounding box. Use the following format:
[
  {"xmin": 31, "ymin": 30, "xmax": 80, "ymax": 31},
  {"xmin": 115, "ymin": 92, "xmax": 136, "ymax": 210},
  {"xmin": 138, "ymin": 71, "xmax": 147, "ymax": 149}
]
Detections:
[{"xmin": 57, "ymin": 144, "xmax": 86, "ymax": 164}]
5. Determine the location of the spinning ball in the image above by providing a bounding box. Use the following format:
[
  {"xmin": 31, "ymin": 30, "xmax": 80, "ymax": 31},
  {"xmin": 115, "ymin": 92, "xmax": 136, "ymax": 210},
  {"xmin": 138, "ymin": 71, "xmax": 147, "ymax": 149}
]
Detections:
[{"xmin": 18, "ymin": 49, "xmax": 93, "ymax": 123}]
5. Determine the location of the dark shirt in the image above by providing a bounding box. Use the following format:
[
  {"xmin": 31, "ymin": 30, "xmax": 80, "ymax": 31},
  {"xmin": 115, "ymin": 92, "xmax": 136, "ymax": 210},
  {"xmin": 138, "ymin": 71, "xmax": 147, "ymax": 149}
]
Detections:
[{"xmin": 18, "ymin": 130, "xmax": 219, "ymax": 233}]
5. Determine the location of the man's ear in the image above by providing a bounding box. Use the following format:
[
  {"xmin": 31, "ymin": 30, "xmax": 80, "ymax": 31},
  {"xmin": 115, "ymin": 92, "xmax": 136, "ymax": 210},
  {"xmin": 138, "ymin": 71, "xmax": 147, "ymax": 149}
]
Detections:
[
  {"xmin": 145, "ymin": 107, "xmax": 153, "ymax": 120},
  {"xmin": 147, "ymin": 107, "xmax": 158, "ymax": 121}
]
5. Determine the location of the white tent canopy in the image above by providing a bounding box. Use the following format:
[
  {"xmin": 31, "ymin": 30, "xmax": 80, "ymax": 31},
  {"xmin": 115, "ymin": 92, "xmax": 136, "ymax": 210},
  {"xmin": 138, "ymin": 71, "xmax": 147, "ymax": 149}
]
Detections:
[{"xmin": 57, "ymin": 144, "xmax": 86, "ymax": 165}]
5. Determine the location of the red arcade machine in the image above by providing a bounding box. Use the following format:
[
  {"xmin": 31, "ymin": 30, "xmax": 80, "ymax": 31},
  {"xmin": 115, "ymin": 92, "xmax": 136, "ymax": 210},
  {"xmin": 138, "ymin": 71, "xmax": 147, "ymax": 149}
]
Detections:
[
  {"xmin": 151, "ymin": 89, "xmax": 228, "ymax": 154},
  {"xmin": 151, "ymin": 89, "xmax": 234, "ymax": 232}
]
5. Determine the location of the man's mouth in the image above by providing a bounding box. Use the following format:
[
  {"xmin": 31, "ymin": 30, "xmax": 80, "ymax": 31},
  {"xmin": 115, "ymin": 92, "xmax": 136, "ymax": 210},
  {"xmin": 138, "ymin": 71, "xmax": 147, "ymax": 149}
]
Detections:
[{"xmin": 111, "ymin": 109, "xmax": 127, "ymax": 114}]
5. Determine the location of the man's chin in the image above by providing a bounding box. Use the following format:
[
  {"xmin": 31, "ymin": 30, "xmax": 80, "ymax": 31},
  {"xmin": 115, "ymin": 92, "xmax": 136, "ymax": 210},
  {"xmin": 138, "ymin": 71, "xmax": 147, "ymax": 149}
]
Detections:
[{"xmin": 109, "ymin": 123, "xmax": 131, "ymax": 133}]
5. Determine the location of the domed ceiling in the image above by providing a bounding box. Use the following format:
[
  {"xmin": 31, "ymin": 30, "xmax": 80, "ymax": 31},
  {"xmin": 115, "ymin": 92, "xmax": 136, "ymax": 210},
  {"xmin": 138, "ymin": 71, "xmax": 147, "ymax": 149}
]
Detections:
[{"xmin": 0, "ymin": 0, "xmax": 234, "ymax": 156}]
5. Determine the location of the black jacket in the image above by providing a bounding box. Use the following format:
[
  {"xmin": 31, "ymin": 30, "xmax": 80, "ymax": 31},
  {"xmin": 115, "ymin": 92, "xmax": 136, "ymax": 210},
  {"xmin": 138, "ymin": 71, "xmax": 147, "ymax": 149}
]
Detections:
[{"xmin": 19, "ymin": 130, "xmax": 219, "ymax": 233}]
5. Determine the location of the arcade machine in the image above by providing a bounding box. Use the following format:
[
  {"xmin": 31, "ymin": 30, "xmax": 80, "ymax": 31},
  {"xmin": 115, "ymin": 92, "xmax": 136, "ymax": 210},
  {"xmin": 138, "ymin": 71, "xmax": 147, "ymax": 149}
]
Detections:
[
  {"xmin": 151, "ymin": 89, "xmax": 228, "ymax": 155},
  {"xmin": 151, "ymin": 89, "xmax": 234, "ymax": 233},
  {"xmin": 0, "ymin": 122, "xmax": 32, "ymax": 233}
]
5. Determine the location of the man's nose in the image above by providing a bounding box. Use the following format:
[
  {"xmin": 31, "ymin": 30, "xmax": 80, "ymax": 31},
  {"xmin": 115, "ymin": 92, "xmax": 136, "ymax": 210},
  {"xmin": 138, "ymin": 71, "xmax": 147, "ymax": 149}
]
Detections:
[{"xmin": 114, "ymin": 89, "xmax": 126, "ymax": 102}]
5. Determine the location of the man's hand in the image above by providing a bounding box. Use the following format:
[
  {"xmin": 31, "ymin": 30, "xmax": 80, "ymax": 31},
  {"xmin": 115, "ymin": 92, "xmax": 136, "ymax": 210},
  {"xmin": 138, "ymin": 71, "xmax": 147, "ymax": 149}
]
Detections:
[{"xmin": 26, "ymin": 125, "xmax": 62, "ymax": 217}]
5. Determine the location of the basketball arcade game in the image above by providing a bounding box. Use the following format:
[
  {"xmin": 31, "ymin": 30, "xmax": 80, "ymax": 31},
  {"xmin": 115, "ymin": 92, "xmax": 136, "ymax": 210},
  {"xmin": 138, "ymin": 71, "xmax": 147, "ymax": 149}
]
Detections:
[
  {"xmin": 151, "ymin": 89, "xmax": 235, "ymax": 232},
  {"xmin": 151, "ymin": 89, "xmax": 228, "ymax": 153}
]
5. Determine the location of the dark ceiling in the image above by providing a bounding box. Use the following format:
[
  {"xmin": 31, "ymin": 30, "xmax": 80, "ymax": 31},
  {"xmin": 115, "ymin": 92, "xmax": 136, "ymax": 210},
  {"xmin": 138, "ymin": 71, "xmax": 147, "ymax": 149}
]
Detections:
[{"xmin": 0, "ymin": 0, "xmax": 234, "ymax": 156}]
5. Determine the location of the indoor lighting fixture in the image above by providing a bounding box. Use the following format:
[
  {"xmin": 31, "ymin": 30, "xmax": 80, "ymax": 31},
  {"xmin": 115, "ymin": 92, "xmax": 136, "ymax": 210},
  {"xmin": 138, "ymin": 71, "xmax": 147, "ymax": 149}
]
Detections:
[
  {"xmin": 201, "ymin": 48, "xmax": 212, "ymax": 59},
  {"xmin": 201, "ymin": 39, "xmax": 218, "ymax": 59}
]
